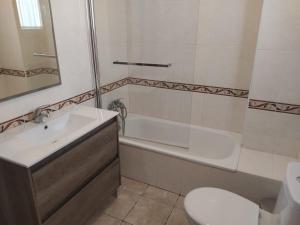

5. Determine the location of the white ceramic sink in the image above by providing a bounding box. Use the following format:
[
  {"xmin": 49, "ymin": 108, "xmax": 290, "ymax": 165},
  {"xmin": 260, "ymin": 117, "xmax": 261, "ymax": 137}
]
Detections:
[
  {"xmin": 17, "ymin": 113, "xmax": 95, "ymax": 147},
  {"xmin": 0, "ymin": 106, "xmax": 119, "ymax": 167}
]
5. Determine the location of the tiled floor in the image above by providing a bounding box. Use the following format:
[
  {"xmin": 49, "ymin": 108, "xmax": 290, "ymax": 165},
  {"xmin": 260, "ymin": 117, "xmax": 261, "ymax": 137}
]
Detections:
[
  {"xmin": 91, "ymin": 177, "xmax": 189, "ymax": 225},
  {"xmin": 91, "ymin": 177, "xmax": 273, "ymax": 225}
]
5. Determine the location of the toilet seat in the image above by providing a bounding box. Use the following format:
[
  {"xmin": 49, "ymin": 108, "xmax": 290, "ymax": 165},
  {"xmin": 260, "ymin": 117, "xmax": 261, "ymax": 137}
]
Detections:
[{"xmin": 184, "ymin": 187, "xmax": 259, "ymax": 225}]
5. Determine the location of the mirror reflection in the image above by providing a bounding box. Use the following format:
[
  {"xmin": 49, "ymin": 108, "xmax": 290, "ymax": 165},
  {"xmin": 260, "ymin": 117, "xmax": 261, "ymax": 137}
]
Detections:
[{"xmin": 0, "ymin": 0, "xmax": 61, "ymax": 101}]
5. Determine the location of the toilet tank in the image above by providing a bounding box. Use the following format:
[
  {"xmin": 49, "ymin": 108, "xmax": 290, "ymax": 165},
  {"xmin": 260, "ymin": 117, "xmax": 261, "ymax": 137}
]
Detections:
[{"xmin": 273, "ymin": 162, "xmax": 300, "ymax": 225}]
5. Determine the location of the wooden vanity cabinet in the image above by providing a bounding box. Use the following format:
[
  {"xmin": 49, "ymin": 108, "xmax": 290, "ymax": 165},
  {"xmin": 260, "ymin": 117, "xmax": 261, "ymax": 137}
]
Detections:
[{"xmin": 0, "ymin": 117, "xmax": 120, "ymax": 225}]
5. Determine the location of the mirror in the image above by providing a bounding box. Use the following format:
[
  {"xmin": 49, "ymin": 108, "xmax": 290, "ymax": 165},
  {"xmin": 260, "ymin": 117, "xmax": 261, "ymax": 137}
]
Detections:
[{"xmin": 0, "ymin": 0, "xmax": 61, "ymax": 102}]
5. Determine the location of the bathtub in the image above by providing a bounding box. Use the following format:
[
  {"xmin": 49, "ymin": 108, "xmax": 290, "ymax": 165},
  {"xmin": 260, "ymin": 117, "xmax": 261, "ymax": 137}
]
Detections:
[{"xmin": 119, "ymin": 114, "xmax": 241, "ymax": 171}]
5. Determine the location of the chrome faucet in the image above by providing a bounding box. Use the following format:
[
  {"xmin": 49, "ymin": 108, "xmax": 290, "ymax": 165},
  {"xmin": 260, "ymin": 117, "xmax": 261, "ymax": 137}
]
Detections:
[{"xmin": 32, "ymin": 105, "xmax": 50, "ymax": 124}]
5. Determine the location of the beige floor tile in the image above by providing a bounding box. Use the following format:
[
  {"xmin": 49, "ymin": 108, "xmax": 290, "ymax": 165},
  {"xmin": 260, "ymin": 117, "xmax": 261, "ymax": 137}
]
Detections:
[
  {"xmin": 166, "ymin": 208, "xmax": 190, "ymax": 225},
  {"xmin": 142, "ymin": 186, "xmax": 179, "ymax": 207},
  {"xmin": 175, "ymin": 196, "xmax": 185, "ymax": 210},
  {"xmin": 121, "ymin": 177, "xmax": 149, "ymax": 195},
  {"xmin": 124, "ymin": 197, "xmax": 173, "ymax": 225},
  {"xmin": 104, "ymin": 189, "xmax": 140, "ymax": 220},
  {"xmin": 92, "ymin": 214, "xmax": 122, "ymax": 225}
]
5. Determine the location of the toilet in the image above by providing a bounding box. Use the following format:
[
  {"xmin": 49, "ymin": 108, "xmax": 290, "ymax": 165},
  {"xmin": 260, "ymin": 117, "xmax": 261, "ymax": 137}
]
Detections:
[{"xmin": 184, "ymin": 162, "xmax": 300, "ymax": 225}]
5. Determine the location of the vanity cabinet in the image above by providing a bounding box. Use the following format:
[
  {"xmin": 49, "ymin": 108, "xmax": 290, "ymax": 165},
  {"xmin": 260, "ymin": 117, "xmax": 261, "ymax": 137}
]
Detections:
[{"xmin": 0, "ymin": 118, "xmax": 120, "ymax": 225}]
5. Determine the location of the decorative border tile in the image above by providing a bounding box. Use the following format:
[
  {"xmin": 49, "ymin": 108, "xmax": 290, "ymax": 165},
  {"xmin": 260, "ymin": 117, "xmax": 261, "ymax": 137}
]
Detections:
[
  {"xmin": 2, "ymin": 77, "xmax": 299, "ymax": 134},
  {"xmin": 0, "ymin": 90, "xmax": 95, "ymax": 133},
  {"xmin": 249, "ymin": 99, "xmax": 300, "ymax": 115},
  {"xmin": 127, "ymin": 77, "xmax": 249, "ymax": 98},
  {"xmin": 0, "ymin": 67, "xmax": 59, "ymax": 77},
  {"xmin": 0, "ymin": 68, "xmax": 26, "ymax": 77},
  {"xmin": 26, "ymin": 68, "xmax": 59, "ymax": 77},
  {"xmin": 100, "ymin": 78, "xmax": 129, "ymax": 94}
]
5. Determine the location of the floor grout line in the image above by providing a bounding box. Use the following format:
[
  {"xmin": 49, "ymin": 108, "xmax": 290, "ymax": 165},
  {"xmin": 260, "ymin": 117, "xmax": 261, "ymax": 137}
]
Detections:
[
  {"xmin": 163, "ymin": 206, "xmax": 176, "ymax": 225},
  {"xmin": 121, "ymin": 196, "xmax": 141, "ymax": 224}
]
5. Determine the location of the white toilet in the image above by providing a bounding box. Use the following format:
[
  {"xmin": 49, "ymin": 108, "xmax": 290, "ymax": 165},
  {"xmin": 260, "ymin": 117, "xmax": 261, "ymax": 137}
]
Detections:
[{"xmin": 184, "ymin": 162, "xmax": 300, "ymax": 225}]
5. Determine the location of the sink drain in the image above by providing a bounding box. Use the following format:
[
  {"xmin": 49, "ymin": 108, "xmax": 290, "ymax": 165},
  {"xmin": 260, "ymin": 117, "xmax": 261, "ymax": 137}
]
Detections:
[{"xmin": 297, "ymin": 176, "xmax": 300, "ymax": 183}]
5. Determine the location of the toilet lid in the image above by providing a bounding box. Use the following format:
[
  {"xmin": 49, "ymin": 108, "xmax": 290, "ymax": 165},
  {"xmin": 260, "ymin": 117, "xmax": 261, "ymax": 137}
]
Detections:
[{"xmin": 184, "ymin": 188, "xmax": 259, "ymax": 225}]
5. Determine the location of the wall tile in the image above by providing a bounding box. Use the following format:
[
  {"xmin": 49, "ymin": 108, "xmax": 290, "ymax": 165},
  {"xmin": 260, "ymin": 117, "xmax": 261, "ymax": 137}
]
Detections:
[
  {"xmin": 128, "ymin": 85, "xmax": 192, "ymax": 123},
  {"xmin": 197, "ymin": 94, "xmax": 248, "ymax": 133},
  {"xmin": 99, "ymin": 43, "xmax": 128, "ymax": 85},
  {"xmin": 194, "ymin": 45, "xmax": 255, "ymax": 89},
  {"xmin": 197, "ymin": 0, "xmax": 263, "ymax": 46},
  {"xmin": 101, "ymin": 85, "xmax": 129, "ymax": 110},
  {"xmin": 128, "ymin": 43, "xmax": 196, "ymax": 84},
  {"xmin": 250, "ymin": 50, "xmax": 300, "ymax": 104},
  {"xmin": 243, "ymin": 109, "xmax": 300, "ymax": 158},
  {"xmin": 127, "ymin": 0, "xmax": 200, "ymax": 45},
  {"xmin": 256, "ymin": 0, "xmax": 300, "ymax": 51},
  {"xmin": 94, "ymin": 0, "xmax": 128, "ymax": 45}
]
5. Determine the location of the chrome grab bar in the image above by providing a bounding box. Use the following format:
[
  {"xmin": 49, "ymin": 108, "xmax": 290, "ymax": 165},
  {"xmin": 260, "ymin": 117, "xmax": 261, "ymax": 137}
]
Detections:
[
  {"xmin": 113, "ymin": 61, "xmax": 172, "ymax": 68},
  {"xmin": 33, "ymin": 53, "xmax": 56, "ymax": 58}
]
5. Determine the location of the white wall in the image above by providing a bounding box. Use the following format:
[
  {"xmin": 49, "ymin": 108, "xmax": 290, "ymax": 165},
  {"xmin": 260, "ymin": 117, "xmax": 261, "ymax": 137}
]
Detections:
[
  {"xmin": 0, "ymin": 0, "xmax": 94, "ymax": 123},
  {"xmin": 243, "ymin": 0, "xmax": 300, "ymax": 158}
]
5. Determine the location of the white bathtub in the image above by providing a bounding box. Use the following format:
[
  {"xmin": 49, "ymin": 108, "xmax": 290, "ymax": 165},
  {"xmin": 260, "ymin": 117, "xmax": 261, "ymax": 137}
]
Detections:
[{"xmin": 119, "ymin": 114, "xmax": 241, "ymax": 171}]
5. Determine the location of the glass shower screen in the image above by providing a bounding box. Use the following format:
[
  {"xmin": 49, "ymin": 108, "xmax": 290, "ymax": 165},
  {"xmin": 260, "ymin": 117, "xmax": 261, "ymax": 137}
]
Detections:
[{"xmin": 93, "ymin": 0, "xmax": 200, "ymax": 148}]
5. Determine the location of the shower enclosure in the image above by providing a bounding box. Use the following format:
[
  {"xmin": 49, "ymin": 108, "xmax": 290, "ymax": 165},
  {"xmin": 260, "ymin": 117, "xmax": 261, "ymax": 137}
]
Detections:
[{"xmin": 88, "ymin": 0, "xmax": 263, "ymax": 149}]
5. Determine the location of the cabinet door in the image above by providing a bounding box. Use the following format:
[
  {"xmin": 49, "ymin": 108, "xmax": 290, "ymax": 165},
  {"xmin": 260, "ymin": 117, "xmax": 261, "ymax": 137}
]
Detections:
[
  {"xmin": 44, "ymin": 159, "xmax": 120, "ymax": 225},
  {"xmin": 32, "ymin": 121, "xmax": 118, "ymax": 221}
]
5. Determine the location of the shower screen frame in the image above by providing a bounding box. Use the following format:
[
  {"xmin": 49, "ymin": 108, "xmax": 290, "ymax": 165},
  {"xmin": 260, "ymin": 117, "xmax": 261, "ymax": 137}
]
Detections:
[{"xmin": 86, "ymin": 0, "xmax": 102, "ymax": 108}]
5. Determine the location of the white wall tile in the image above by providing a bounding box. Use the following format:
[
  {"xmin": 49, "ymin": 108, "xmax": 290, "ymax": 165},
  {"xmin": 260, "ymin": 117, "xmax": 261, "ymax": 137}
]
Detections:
[
  {"xmin": 243, "ymin": 0, "xmax": 300, "ymax": 157},
  {"xmin": 99, "ymin": 43, "xmax": 128, "ymax": 85},
  {"xmin": 197, "ymin": 0, "xmax": 263, "ymax": 46},
  {"xmin": 101, "ymin": 86, "xmax": 129, "ymax": 111},
  {"xmin": 249, "ymin": 50, "xmax": 300, "ymax": 104},
  {"xmin": 196, "ymin": 94, "xmax": 248, "ymax": 133},
  {"xmin": 94, "ymin": 0, "xmax": 128, "ymax": 45},
  {"xmin": 243, "ymin": 109, "xmax": 300, "ymax": 158},
  {"xmin": 256, "ymin": 0, "xmax": 300, "ymax": 51},
  {"xmin": 95, "ymin": 0, "xmax": 129, "ymax": 85},
  {"xmin": 129, "ymin": 85, "xmax": 193, "ymax": 123},
  {"xmin": 128, "ymin": 43, "xmax": 196, "ymax": 83},
  {"xmin": 194, "ymin": 45, "xmax": 255, "ymax": 89},
  {"xmin": 127, "ymin": 0, "xmax": 200, "ymax": 45}
]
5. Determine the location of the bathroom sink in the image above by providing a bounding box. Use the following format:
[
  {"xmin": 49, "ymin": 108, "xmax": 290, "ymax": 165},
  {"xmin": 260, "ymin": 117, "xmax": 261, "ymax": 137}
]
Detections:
[
  {"xmin": 17, "ymin": 113, "xmax": 96, "ymax": 147},
  {"xmin": 0, "ymin": 106, "xmax": 119, "ymax": 167}
]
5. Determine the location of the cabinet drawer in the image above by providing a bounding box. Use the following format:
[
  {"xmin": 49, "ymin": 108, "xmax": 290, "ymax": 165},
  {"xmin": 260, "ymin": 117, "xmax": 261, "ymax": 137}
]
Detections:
[
  {"xmin": 32, "ymin": 121, "xmax": 118, "ymax": 221},
  {"xmin": 44, "ymin": 159, "xmax": 120, "ymax": 225}
]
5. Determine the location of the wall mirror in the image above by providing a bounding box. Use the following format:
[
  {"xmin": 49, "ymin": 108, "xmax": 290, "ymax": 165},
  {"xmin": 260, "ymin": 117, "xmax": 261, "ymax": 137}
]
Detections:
[{"xmin": 0, "ymin": 0, "xmax": 61, "ymax": 102}]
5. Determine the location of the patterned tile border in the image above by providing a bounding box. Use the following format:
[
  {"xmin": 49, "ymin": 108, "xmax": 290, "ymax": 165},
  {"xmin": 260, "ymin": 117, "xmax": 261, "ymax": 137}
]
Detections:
[
  {"xmin": 100, "ymin": 78, "xmax": 129, "ymax": 94},
  {"xmin": 0, "ymin": 90, "xmax": 95, "ymax": 133},
  {"xmin": 26, "ymin": 68, "xmax": 59, "ymax": 77},
  {"xmin": 0, "ymin": 68, "xmax": 26, "ymax": 77},
  {"xmin": 0, "ymin": 68, "xmax": 59, "ymax": 77},
  {"xmin": 1, "ymin": 77, "xmax": 299, "ymax": 134},
  {"xmin": 249, "ymin": 99, "xmax": 300, "ymax": 115},
  {"xmin": 127, "ymin": 77, "xmax": 249, "ymax": 98}
]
